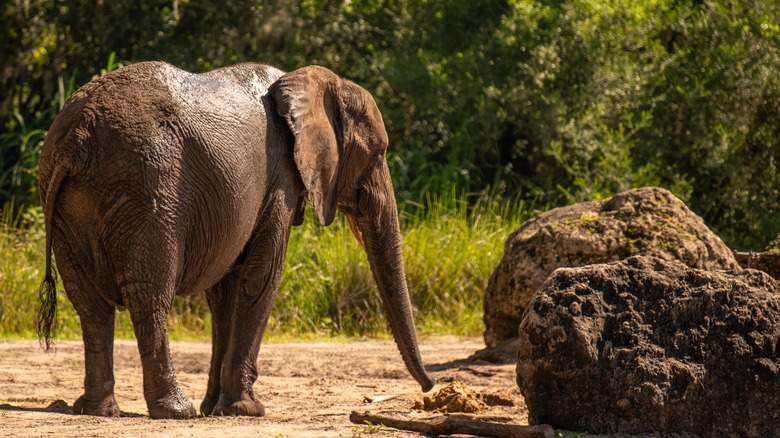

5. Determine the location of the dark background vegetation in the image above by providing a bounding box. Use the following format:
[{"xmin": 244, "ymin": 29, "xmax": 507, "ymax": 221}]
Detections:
[{"xmin": 2, "ymin": 0, "xmax": 779, "ymax": 250}]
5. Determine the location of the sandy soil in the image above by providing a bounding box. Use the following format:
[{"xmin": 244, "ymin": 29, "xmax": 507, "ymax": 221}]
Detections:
[{"xmin": 0, "ymin": 336, "xmax": 529, "ymax": 437}]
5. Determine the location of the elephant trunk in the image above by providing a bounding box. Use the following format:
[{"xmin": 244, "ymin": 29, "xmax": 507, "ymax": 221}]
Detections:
[{"xmin": 353, "ymin": 163, "xmax": 435, "ymax": 392}]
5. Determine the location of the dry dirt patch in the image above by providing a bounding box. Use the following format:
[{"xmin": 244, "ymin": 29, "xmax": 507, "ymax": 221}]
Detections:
[{"xmin": 0, "ymin": 336, "xmax": 525, "ymax": 437}]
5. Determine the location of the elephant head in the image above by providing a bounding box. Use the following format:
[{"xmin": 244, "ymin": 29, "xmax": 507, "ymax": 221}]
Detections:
[{"xmin": 271, "ymin": 66, "xmax": 435, "ymax": 392}]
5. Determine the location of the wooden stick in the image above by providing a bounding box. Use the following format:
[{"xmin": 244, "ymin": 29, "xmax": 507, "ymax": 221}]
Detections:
[
  {"xmin": 363, "ymin": 394, "xmax": 401, "ymax": 403},
  {"xmin": 349, "ymin": 411, "xmax": 555, "ymax": 438},
  {"xmin": 734, "ymin": 251, "xmax": 761, "ymax": 268},
  {"xmin": 446, "ymin": 412, "xmax": 515, "ymax": 422}
]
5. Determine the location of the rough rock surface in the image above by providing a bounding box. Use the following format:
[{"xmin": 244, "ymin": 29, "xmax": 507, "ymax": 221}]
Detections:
[
  {"xmin": 484, "ymin": 187, "xmax": 739, "ymax": 349},
  {"xmin": 516, "ymin": 256, "xmax": 780, "ymax": 436}
]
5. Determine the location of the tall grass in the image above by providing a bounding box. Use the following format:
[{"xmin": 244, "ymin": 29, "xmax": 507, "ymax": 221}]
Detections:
[
  {"xmin": 398, "ymin": 193, "xmax": 533, "ymax": 335},
  {"xmin": 0, "ymin": 193, "xmax": 533, "ymax": 340},
  {"xmin": 0, "ymin": 205, "xmax": 44, "ymax": 338}
]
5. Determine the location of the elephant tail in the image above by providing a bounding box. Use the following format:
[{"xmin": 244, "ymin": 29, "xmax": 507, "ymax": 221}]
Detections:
[{"xmin": 38, "ymin": 165, "xmax": 66, "ymax": 352}]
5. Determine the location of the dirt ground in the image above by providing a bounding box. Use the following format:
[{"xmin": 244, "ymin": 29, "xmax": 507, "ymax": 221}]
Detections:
[{"xmin": 0, "ymin": 336, "xmax": 530, "ymax": 437}]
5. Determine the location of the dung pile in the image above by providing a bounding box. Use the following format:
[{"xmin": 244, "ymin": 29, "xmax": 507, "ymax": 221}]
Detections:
[
  {"xmin": 414, "ymin": 382, "xmax": 487, "ymax": 413},
  {"xmin": 413, "ymin": 382, "xmax": 515, "ymax": 414}
]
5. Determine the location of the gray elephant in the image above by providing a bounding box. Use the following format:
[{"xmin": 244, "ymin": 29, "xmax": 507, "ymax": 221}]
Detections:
[{"xmin": 37, "ymin": 61, "xmax": 435, "ymax": 419}]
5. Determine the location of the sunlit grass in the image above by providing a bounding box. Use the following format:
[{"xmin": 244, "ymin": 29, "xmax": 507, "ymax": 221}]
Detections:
[
  {"xmin": 0, "ymin": 193, "xmax": 533, "ymax": 341},
  {"xmin": 0, "ymin": 206, "xmax": 46, "ymax": 339},
  {"xmin": 400, "ymin": 193, "xmax": 532, "ymax": 335}
]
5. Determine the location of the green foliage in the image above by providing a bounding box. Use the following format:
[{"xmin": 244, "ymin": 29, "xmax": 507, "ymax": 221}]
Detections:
[
  {"xmin": 0, "ymin": 115, "xmax": 46, "ymax": 206},
  {"xmin": 377, "ymin": 0, "xmax": 778, "ymax": 249},
  {"xmin": 3, "ymin": 0, "xmax": 780, "ymax": 249},
  {"xmin": 0, "ymin": 196, "xmax": 530, "ymax": 339},
  {"xmin": 635, "ymin": 0, "xmax": 780, "ymax": 248}
]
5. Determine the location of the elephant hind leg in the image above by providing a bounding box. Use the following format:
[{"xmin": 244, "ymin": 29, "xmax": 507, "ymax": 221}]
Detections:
[
  {"xmin": 68, "ymin": 288, "xmax": 119, "ymax": 417},
  {"xmin": 72, "ymin": 301, "xmax": 120, "ymax": 417},
  {"xmin": 119, "ymin": 274, "xmax": 196, "ymax": 419},
  {"xmin": 54, "ymin": 246, "xmax": 120, "ymax": 417}
]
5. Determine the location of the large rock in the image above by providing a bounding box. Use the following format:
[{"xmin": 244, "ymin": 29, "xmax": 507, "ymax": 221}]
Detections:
[
  {"xmin": 517, "ymin": 256, "xmax": 780, "ymax": 436},
  {"xmin": 484, "ymin": 187, "xmax": 739, "ymax": 350}
]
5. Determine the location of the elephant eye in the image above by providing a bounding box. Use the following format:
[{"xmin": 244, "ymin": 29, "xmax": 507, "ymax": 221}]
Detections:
[{"xmin": 337, "ymin": 188, "xmax": 362, "ymax": 216}]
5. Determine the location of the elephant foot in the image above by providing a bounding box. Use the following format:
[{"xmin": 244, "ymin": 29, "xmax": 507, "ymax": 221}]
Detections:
[
  {"xmin": 146, "ymin": 389, "xmax": 197, "ymax": 419},
  {"xmin": 73, "ymin": 394, "xmax": 121, "ymax": 417},
  {"xmin": 199, "ymin": 395, "xmax": 218, "ymax": 417},
  {"xmin": 212, "ymin": 391, "xmax": 265, "ymax": 417}
]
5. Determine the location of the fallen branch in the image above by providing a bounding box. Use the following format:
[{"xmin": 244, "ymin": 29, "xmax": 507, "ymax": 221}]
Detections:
[
  {"xmin": 734, "ymin": 251, "xmax": 780, "ymax": 280},
  {"xmin": 363, "ymin": 394, "xmax": 400, "ymax": 403},
  {"xmin": 734, "ymin": 251, "xmax": 763, "ymax": 268},
  {"xmin": 349, "ymin": 411, "xmax": 555, "ymax": 438},
  {"xmin": 446, "ymin": 412, "xmax": 515, "ymax": 422}
]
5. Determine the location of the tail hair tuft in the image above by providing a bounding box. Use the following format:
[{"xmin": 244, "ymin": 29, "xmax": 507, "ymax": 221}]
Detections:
[{"xmin": 37, "ymin": 267, "xmax": 58, "ymax": 352}]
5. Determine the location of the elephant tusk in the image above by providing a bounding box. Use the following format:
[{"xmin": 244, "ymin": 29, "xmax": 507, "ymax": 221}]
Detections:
[{"xmin": 346, "ymin": 215, "xmax": 365, "ymax": 249}]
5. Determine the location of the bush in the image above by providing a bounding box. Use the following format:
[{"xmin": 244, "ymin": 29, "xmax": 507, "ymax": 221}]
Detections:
[{"xmin": 2, "ymin": 0, "xmax": 779, "ymax": 248}]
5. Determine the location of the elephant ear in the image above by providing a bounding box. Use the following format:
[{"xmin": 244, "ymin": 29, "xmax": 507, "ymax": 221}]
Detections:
[{"xmin": 271, "ymin": 66, "xmax": 341, "ymax": 226}]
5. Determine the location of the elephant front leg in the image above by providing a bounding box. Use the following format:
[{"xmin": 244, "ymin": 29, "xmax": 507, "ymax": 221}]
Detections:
[
  {"xmin": 200, "ymin": 268, "xmax": 240, "ymax": 416},
  {"xmin": 72, "ymin": 302, "xmax": 120, "ymax": 417},
  {"xmin": 211, "ymin": 269, "xmax": 282, "ymax": 416},
  {"xmin": 212, "ymin": 216, "xmax": 293, "ymax": 417}
]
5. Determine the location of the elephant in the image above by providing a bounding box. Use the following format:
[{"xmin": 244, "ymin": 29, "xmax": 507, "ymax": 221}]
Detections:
[{"xmin": 37, "ymin": 61, "xmax": 435, "ymax": 419}]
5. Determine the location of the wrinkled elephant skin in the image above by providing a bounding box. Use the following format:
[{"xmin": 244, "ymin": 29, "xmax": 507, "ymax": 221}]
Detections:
[{"xmin": 37, "ymin": 62, "xmax": 434, "ymax": 419}]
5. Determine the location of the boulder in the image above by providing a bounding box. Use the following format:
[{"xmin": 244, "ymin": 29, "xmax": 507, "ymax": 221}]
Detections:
[
  {"xmin": 483, "ymin": 187, "xmax": 739, "ymax": 350},
  {"xmin": 516, "ymin": 256, "xmax": 780, "ymax": 436}
]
